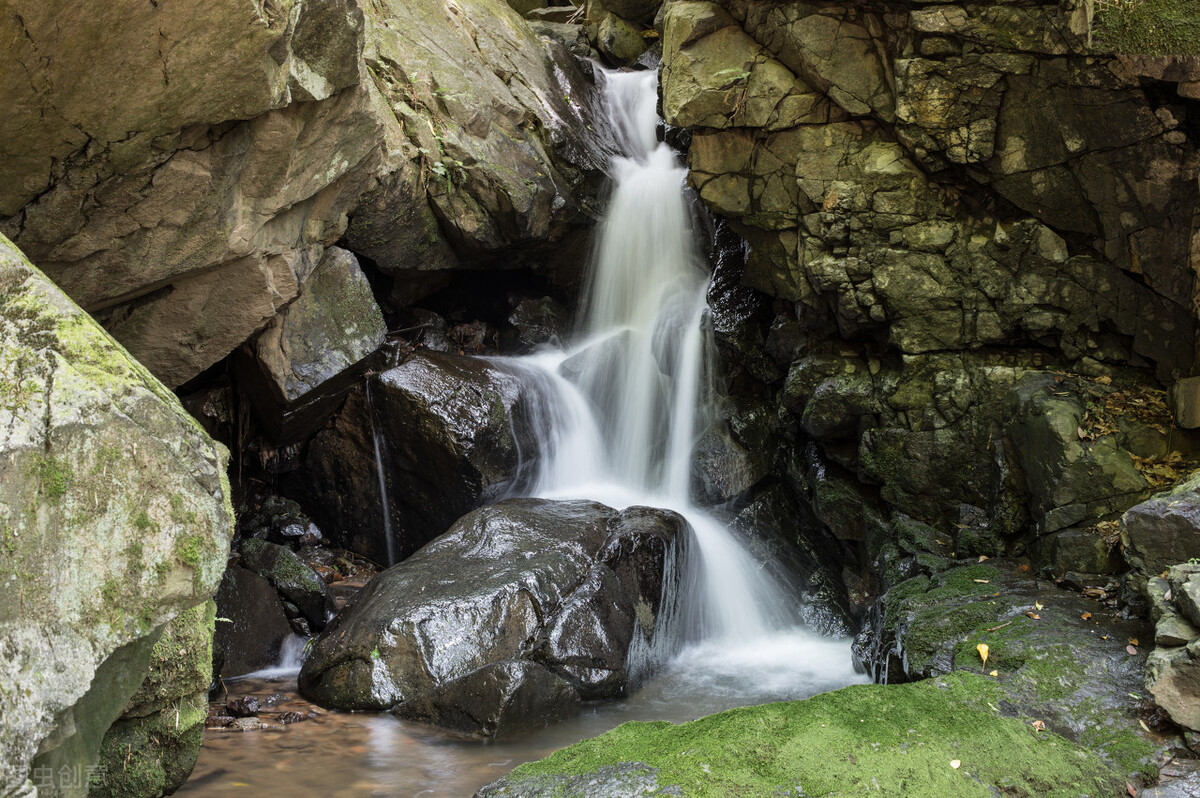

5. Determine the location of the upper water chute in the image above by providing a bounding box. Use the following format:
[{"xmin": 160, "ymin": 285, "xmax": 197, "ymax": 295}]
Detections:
[{"xmin": 513, "ymin": 66, "xmax": 806, "ymax": 648}]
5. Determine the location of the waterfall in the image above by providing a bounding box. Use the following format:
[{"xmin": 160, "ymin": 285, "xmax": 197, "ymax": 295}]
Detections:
[{"xmin": 515, "ymin": 69, "xmax": 805, "ymax": 656}]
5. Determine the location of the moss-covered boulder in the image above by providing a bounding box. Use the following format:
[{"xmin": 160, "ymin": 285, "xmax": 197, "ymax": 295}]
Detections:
[
  {"xmin": 239, "ymin": 538, "xmax": 333, "ymax": 631},
  {"xmin": 94, "ymin": 601, "xmax": 216, "ymax": 797},
  {"xmin": 0, "ymin": 234, "xmax": 233, "ymax": 794},
  {"xmin": 854, "ymin": 561, "xmax": 1156, "ymax": 782},
  {"xmin": 477, "ymin": 672, "xmax": 1125, "ymax": 797}
]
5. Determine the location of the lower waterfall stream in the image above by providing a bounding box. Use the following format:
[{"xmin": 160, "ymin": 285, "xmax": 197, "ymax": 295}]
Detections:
[{"xmin": 181, "ymin": 68, "xmax": 866, "ymax": 797}]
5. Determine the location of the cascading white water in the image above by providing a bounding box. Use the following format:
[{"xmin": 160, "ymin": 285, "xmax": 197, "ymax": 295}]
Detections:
[{"xmin": 517, "ymin": 69, "xmax": 830, "ymax": 656}]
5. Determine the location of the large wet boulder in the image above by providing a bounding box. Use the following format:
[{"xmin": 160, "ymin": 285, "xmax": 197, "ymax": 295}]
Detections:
[
  {"xmin": 0, "ymin": 235, "xmax": 233, "ymax": 794},
  {"xmin": 289, "ymin": 350, "xmax": 542, "ymax": 565},
  {"xmin": 299, "ymin": 499, "xmax": 686, "ymax": 735}
]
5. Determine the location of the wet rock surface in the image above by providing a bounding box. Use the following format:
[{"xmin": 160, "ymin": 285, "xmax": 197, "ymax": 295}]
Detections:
[
  {"xmin": 288, "ymin": 350, "xmax": 541, "ymax": 565},
  {"xmin": 394, "ymin": 660, "xmax": 582, "ymax": 738},
  {"xmin": 299, "ymin": 499, "xmax": 686, "ymax": 736},
  {"xmin": 854, "ymin": 560, "xmax": 1157, "ymax": 778},
  {"xmin": 213, "ymin": 566, "xmax": 294, "ymax": 679}
]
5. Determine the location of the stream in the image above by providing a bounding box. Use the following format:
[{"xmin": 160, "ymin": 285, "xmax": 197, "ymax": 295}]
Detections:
[
  {"xmin": 184, "ymin": 67, "xmax": 867, "ymax": 796},
  {"xmin": 182, "ymin": 630, "xmax": 861, "ymax": 797}
]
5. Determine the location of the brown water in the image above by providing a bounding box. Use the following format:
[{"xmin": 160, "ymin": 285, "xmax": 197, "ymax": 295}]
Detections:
[{"xmin": 180, "ymin": 631, "xmax": 866, "ymax": 797}]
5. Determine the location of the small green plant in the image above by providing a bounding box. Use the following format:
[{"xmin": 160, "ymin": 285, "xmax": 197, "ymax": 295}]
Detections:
[{"xmin": 34, "ymin": 455, "xmax": 71, "ymax": 502}]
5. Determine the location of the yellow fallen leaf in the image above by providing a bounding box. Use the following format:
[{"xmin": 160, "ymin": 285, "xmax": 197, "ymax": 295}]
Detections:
[
  {"xmin": 1129, "ymin": 638, "xmax": 1139, "ymax": 646},
  {"xmin": 1025, "ymin": 612, "xmax": 1041, "ymax": 620},
  {"xmin": 1139, "ymin": 720, "xmax": 1151, "ymax": 732},
  {"xmin": 1031, "ymin": 720, "xmax": 1046, "ymax": 732},
  {"xmin": 978, "ymin": 555, "xmax": 990, "ymax": 562},
  {"xmin": 1081, "ymin": 612, "xmax": 1092, "ymax": 620},
  {"xmin": 950, "ymin": 760, "xmax": 961, "ymax": 769},
  {"xmin": 989, "ymin": 670, "xmax": 998, "ymax": 677},
  {"xmin": 973, "ymin": 579, "xmax": 990, "ymax": 583},
  {"xmin": 977, "ymin": 643, "xmax": 989, "ymax": 666},
  {"xmin": 1034, "ymin": 602, "xmax": 1044, "ymax": 611}
]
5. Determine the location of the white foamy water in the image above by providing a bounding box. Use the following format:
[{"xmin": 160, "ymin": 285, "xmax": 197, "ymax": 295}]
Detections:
[
  {"xmin": 513, "ymin": 68, "xmax": 865, "ymax": 686},
  {"xmin": 181, "ymin": 67, "xmax": 865, "ymax": 798}
]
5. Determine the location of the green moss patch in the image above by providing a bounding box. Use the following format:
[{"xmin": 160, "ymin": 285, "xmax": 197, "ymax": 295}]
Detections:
[
  {"xmin": 1092, "ymin": 0, "xmax": 1200, "ymax": 55},
  {"xmin": 502, "ymin": 673, "xmax": 1122, "ymax": 797}
]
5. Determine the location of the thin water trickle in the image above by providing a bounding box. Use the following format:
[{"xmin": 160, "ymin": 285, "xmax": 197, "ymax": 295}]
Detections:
[{"xmin": 365, "ymin": 381, "xmax": 397, "ymax": 568}]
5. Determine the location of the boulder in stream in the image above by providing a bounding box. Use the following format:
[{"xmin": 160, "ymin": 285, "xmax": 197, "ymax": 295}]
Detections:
[
  {"xmin": 289, "ymin": 350, "xmax": 542, "ymax": 565},
  {"xmin": 299, "ymin": 499, "xmax": 687, "ymax": 736}
]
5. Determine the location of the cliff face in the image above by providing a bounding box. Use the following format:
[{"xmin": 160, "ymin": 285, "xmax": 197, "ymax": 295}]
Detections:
[
  {"xmin": 665, "ymin": 0, "xmax": 1199, "ymax": 379},
  {"xmin": 662, "ymin": 0, "xmax": 1200, "ymax": 569},
  {"xmin": 0, "ymin": 0, "xmax": 608, "ymax": 389}
]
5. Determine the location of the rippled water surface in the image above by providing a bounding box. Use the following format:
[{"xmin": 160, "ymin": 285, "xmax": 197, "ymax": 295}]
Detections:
[{"xmin": 181, "ymin": 632, "xmax": 865, "ymax": 797}]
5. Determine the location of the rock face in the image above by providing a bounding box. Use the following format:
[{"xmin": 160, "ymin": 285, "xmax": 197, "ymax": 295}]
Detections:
[
  {"xmin": 0, "ymin": 235, "xmax": 233, "ymax": 794},
  {"xmin": 0, "ymin": 0, "xmax": 609, "ymax": 389},
  {"xmin": 288, "ymin": 350, "xmax": 541, "ymax": 565},
  {"xmin": 1146, "ymin": 563, "xmax": 1200, "ymax": 731},
  {"xmin": 660, "ymin": 0, "xmax": 1200, "ymax": 582},
  {"xmin": 299, "ymin": 499, "xmax": 686, "ymax": 736},
  {"xmin": 1123, "ymin": 471, "xmax": 1200, "ymax": 575},
  {"xmin": 853, "ymin": 561, "xmax": 1155, "ymax": 776},
  {"xmin": 237, "ymin": 246, "xmax": 387, "ymax": 443}
]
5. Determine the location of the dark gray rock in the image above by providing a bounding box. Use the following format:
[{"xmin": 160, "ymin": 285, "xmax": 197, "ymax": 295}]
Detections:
[
  {"xmin": 299, "ymin": 499, "xmax": 685, "ymax": 725},
  {"xmin": 1122, "ymin": 472, "xmax": 1200, "ymax": 576},
  {"xmin": 213, "ymin": 567, "xmax": 294, "ymax": 678},
  {"xmin": 239, "ymin": 539, "xmax": 334, "ymax": 631},
  {"xmin": 289, "ymin": 351, "xmax": 539, "ymax": 565},
  {"xmin": 394, "ymin": 660, "xmax": 581, "ymax": 738},
  {"xmin": 508, "ymin": 296, "xmax": 569, "ymax": 349}
]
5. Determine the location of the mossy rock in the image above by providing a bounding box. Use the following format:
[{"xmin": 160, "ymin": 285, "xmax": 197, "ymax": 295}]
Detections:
[
  {"xmin": 478, "ymin": 672, "xmax": 1125, "ymax": 797},
  {"xmin": 92, "ymin": 692, "xmax": 207, "ymax": 798},
  {"xmin": 857, "ymin": 560, "xmax": 1157, "ymax": 782},
  {"xmin": 0, "ymin": 234, "xmax": 233, "ymax": 792}
]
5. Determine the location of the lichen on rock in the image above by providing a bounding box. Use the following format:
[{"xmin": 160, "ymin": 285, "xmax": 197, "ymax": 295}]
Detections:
[{"xmin": 0, "ymin": 233, "xmax": 233, "ymax": 793}]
